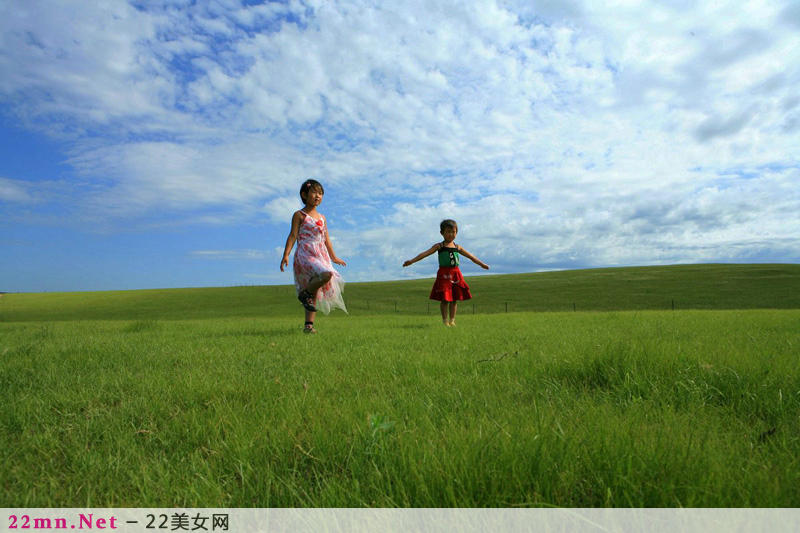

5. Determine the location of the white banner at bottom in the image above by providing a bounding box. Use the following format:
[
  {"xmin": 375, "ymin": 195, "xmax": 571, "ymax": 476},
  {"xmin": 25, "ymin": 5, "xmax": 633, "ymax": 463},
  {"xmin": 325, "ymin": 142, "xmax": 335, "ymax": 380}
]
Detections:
[{"xmin": 3, "ymin": 508, "xmax": 799, "ymax": 533}]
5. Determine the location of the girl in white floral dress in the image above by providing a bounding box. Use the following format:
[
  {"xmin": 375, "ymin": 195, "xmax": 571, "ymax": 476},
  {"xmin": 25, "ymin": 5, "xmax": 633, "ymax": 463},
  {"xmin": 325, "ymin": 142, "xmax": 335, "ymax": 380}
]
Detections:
[{"xmin": 280, "ymin": 179, "xmax": 347, "ymax": 333}]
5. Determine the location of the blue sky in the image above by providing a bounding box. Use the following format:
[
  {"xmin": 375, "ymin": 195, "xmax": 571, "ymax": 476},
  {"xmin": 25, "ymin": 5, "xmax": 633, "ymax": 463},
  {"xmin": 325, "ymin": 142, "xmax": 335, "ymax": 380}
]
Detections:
[{"xmin": 1, "ymin": 0, "xmax": 799, "ymax": 293}]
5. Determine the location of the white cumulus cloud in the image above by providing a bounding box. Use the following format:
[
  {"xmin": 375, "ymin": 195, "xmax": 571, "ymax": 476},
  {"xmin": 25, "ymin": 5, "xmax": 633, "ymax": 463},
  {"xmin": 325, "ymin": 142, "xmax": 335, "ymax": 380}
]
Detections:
[{"xmin": 1, "ymin": 0, "xmax": 799, "ymax": 287}]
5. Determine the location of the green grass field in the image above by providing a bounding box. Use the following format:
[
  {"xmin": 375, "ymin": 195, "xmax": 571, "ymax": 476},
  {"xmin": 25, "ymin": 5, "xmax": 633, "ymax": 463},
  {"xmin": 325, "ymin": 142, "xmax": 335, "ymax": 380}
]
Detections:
[{"xmin": 1, "ymin": 264, "xmax": 799, "ymax": 507}]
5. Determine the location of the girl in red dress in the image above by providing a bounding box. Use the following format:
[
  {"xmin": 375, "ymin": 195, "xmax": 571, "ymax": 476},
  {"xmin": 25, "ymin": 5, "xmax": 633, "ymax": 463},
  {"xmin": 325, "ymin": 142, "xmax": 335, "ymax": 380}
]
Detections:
[
  {"xmin": 403, "ymin": 219, "xmax": 489, "ymax": 326},
  {"xmin": 281, "ymin": 179, "xmax": 347, "ymax": 333}
]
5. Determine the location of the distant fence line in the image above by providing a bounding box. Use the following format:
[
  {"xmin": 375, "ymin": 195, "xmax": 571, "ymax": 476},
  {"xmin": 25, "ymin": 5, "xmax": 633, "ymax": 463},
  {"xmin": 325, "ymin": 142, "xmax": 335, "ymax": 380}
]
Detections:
[
  {"xmin": 347, "ymin": 301, "xmax": 533, "ymax": 315},
  {"xmin": 275, "ymin": 283, "xmax": 791, "ymax": 314},
  {"xmin": 341, "ymin": 299, "xmax": 685, "ymax": 315},
  {"xmin": 268, "ymin": 285, "xmax": 688, "ymax": 314}
]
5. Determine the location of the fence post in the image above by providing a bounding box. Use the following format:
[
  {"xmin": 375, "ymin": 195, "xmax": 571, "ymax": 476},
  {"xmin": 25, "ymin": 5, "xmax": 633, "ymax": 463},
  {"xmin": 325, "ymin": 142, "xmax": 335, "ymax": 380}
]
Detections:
[
  {"xmin": 505, "ymin": 302, "xmax": 508, "ymax": 313},
  {"xmin": 573, "ymin": 303, "xmax": 576, "ymax": 312},
  {"xmin": 672, "ymin": 299, "xmax": 675, "ymax": 311}
]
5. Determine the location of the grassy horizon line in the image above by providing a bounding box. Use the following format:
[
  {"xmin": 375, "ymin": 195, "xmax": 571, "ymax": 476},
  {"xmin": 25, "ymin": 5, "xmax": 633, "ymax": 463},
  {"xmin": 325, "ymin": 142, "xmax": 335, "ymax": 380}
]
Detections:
[{"xmin": 2, "ymin": 263, "xmax": 799, "ymax": 322}]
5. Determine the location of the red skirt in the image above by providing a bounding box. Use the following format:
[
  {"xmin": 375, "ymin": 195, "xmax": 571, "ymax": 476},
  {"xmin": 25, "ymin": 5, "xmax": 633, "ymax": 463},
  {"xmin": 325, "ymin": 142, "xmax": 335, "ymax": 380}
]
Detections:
[{"xmin": 430, "ymin": 266, "xmax": 472, "ymax": 302}]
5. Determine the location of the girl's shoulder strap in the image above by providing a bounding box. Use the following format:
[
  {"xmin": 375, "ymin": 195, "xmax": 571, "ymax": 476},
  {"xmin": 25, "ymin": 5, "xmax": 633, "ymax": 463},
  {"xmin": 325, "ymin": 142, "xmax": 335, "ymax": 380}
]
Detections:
[
  {"xmin": 291, "ymin": 210, "xmax": 306, "ymax": 225},
  {"xmin": 299, "ymin": 209, "xmax": 323, "ymax": 222},
  {"xmin": 297, "ymin": 209, "xmax": 316, "ymax": 222}
]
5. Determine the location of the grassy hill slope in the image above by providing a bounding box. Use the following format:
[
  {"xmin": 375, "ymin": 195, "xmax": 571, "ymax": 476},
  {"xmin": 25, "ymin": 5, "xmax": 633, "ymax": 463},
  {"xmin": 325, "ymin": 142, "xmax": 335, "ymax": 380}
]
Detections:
[{"xmin": 2, "ymin": 263, "xmax": 799, "ymax": 322}]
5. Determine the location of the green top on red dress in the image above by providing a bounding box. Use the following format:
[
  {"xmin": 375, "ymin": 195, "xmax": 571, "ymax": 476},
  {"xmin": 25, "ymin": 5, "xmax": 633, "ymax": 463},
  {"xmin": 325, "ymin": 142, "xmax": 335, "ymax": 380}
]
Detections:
[{"xmin": 437, "ymin": 245, "xmax": 460, "ymax": 267}]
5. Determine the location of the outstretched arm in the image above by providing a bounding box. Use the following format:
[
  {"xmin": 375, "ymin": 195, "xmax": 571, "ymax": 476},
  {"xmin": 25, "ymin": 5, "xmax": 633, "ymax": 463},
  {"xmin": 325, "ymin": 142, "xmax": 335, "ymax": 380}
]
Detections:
[
  {"xmin": 457, "ymin": 246, "xmax": 489, "ymax": 270},
  {"xmin": 280, "ymin": 211, "xmax": 303, "ymax": 271},
  {"xmin": 323, "ymin": 216, "xmax": 346, "ymax": 266},
  {"xmin": 403, "ymin": 244, "xmax": 439, "ymax": 267}
]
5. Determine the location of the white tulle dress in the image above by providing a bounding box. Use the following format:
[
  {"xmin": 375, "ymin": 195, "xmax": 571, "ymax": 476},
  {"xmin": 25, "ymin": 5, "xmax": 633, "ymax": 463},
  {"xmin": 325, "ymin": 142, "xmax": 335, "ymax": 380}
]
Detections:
[{"xmin": 292, "ymin": 211, "xmax": 347, "ymax": 314}]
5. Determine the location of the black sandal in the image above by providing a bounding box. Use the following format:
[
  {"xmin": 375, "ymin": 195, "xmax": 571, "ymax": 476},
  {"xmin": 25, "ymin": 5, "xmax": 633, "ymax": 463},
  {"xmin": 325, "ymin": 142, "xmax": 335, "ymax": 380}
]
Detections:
[{"xmin": 298, "ymin": 289, "xmax": 316, "ymax": 312}]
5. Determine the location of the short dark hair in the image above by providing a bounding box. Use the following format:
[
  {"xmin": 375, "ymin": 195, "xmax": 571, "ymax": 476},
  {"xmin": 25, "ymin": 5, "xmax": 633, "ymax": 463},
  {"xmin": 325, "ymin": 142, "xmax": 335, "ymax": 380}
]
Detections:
[
  {"xmin": 300, "ymin": 179, "xmax": 324, "ymax": 201},
  {"xmin": 440, "ymin": 219, "xmax": 458, "ymax": 232}
]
